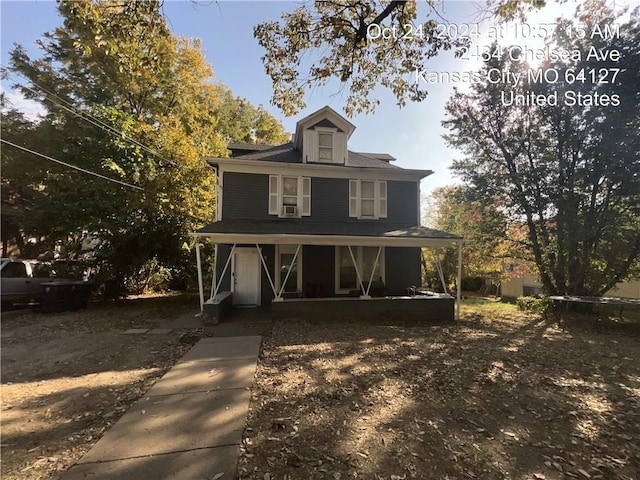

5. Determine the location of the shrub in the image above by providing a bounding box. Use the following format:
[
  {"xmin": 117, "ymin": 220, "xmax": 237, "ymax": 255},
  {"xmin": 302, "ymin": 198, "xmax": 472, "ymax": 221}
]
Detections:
[
  {"xmin": 516, "ymin": 295, "xmax": 551, "ymax": 313},
  {"xmin": 462, "ymin": 276, "xmax": 483, "ymax": 291}
]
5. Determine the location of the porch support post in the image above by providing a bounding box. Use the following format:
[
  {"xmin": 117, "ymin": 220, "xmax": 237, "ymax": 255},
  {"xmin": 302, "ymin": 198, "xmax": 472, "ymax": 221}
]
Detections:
[
  {"xmin": 195, "ymin": 239, "xmax": 204, "ymax": 312},
  {"xmin": 456, "ymin": 241, "xmax": 462, "ymax": 320},
  {"xmin": 210, "ymin": 243, "xmax": 218, "ymax": 299},
  {"xmin": 256, "ymin": 244, "xmax": 278, "ymax": 300},
  {"xmin": 435, "ymin": 248, "xmax": 448, "ymax": 294},
  {"xmin": 213, "ymin": 243, "xmax": 236, "ymax": 298},
  {"xmin": 278, "ymin": 244, "xmax": 301, "ymax": 298},
  {"xmin": 364, "ymin": 246, "xmax": 382, "ymax": 297},
  {"xmin": 348, "ymin": 245, "xmax": 368, "ymax": 298}
]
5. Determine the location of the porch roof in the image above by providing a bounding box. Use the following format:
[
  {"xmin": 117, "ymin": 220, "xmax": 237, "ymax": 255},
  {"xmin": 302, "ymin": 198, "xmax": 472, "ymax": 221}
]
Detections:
[{"xmin": 192, "ymin": 219, "xmax": 463, "ymax": 248}]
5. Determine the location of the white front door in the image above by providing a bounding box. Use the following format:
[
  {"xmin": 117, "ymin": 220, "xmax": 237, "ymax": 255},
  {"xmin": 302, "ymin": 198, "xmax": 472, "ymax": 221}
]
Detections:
[{"xmin": 232, "ymin": 249, "xmax": 260, "ymax": 306}]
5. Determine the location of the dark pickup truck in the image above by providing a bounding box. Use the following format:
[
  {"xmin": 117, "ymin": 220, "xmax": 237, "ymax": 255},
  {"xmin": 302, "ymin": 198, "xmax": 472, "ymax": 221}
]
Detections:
[{"xmin": 1, "ymin": 259, "xmax": 75, "ymax": 307}]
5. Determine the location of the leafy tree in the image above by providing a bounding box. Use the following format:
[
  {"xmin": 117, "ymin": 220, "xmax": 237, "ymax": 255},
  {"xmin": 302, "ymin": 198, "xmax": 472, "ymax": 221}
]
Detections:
[
  {"xmin": 2, "ymin": 0, "xmax": 287, "ymax": 296},
  {"xmin": 422, "ymin": 185, "xmax": 530, "ymax": 293},
  {"xmin": 443, "ymin": 2, "xmax": 640, "ymax": 296},
  {"xmin": 427, "ymin": 186, "xmax": 520, "ymax": 288},
  {"xmin": 216, "ymin": 90, "xmax": 290, "ymax": 144},
  {"xmin": 254, "ymin": 0, "xmax": 546, "ymax": 116}
]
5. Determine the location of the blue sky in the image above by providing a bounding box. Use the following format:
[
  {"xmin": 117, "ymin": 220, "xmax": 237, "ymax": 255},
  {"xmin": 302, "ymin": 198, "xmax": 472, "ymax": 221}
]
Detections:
[{"xmin": 1, "ymin": 0, "xmax": 630, "ymax": 197}]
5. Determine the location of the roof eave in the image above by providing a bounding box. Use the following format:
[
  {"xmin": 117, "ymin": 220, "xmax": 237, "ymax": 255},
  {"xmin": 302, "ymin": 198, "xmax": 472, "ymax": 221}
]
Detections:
[
  {"xmin": 205, "ymin": 157, "xmax": 433, "ymax": 180},
  {"xmin": 190, "ymin": 231, "xmax": 462, "ymax": 248}
]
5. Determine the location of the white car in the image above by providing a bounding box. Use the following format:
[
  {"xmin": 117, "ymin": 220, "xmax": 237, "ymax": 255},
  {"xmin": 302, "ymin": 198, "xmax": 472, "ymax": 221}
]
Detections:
[{"xmin": 1, "ymin": 259, "xmax": 57, "ymax": 306}]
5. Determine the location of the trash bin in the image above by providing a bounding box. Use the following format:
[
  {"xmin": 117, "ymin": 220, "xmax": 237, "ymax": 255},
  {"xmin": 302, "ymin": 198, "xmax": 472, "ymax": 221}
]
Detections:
[
  {"xmin": 69, "ymin": 281, "xmax": 92, "ymax": 310},
  {"xmin": 40, "ymin": 281, "xmax": 75, "ymax": 313}
]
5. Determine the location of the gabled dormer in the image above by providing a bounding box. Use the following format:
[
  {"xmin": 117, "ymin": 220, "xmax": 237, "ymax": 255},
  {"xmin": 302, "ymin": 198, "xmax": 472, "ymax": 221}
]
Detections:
[{"xmin": 294, "ymin": 106, "xmax": 355, "ymax": 165}]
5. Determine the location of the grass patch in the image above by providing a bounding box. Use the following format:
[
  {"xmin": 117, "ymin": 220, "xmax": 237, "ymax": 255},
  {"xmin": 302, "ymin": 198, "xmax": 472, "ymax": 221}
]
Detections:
[{"xmin": 460, "ymin": 296, "xmax": 520, "ymax": 316}]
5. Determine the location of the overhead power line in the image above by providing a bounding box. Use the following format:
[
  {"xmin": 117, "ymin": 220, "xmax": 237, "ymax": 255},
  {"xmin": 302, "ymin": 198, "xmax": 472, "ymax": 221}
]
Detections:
[
  {"xmin": 1, "ymin": 139, "xmax": 145, "ymax": 191},
  {"xmin": 2, "ymin": 67, "xmax": 180, "ymax": 168}
]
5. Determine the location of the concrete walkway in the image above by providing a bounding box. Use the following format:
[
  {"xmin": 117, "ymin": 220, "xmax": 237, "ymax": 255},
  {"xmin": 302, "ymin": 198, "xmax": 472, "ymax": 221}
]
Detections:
[{"xmin": 62, "ymin": 335, "xmax": 262, "ymax": 480}]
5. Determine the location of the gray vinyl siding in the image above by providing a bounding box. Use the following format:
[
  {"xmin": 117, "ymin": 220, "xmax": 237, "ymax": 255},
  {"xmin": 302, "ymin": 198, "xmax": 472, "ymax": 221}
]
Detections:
[
  {"xmin": 310, "ymin": 178, "xmax": 349, "ymax": 221},
  {"xmin": 222, "ymin": 173, "xmax": 270, "ymax": 220},
  {"xmin": 387, "ymin": 181, "xmax": 418, "ymax": 225},
  {"xmin": 215, "ymin": 245, "xmax": 233, "ymax": 292},
  {"xmin": 302, "ymin": 246, "xmax": 335, "ymax": 297},
  {"xmin": 222, "ymin": 172, "xmax": 418, "ymax": 224},
  {"xmin": 259, "ymin": 245, "xmax": 275, "ymax": 306},
  {"xmin": 384, "ymin": 247, "xmax": 422, "ymax": 295}
]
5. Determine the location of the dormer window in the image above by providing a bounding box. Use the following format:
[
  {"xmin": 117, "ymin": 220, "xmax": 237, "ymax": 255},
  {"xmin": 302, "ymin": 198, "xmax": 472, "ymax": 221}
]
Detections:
[
  {"xmin": 318, "ymin": 132, "xmax": 333, "ymax": 161},
  {"xmin": 302, "ymin": 126, "xmax": 346, "ymax": 164},
  {"xmin": 294, "ymin": 106, "xmax": 355, "ymax": 165}
]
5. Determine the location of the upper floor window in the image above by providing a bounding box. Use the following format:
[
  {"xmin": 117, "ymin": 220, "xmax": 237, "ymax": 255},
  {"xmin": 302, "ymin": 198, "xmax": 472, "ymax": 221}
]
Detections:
[
  {"xmin": 349, "ymin": 179, "xmax": 387, "ymax": 219},
  {"xmin": 318, "ymin": 132, "xmax": 333, "ymax": 161},
  {"xmin": 269, "ymin": 175, "xmax": 311, "ymax": 217}
]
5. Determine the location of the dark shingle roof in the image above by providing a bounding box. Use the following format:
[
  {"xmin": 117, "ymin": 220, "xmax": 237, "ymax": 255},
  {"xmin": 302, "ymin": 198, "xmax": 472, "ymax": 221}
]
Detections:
[
  {"xmin": 346, "ymin": 151, "xmax": 400, "ymax": 169},
  {"xmin": 196, "ymin": 219, "xmax": 461, "ymax": 239},
  {"xmin": 227, "ymin": 142, "xmax": 273, "ymax": 151},
  {"xmin": 228, "ymin": 143, "xmax": 299, "ymax": 163},
  {"xmin": 354, "ymin": 152, "xmax": 396, "ymax": 162},
  {"xmin": 218, "ymin": 143, "xmax": 401, "ymax": 169}
]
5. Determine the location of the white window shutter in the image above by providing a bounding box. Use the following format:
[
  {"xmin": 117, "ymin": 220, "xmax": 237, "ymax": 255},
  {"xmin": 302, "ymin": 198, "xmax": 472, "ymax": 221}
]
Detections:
[
  {"xmin": 349, "ymin": 180, "xmax": 359, "ymax": 218},
  {"xmin": 268, "ymin": 175, "xmax": 279, "ymax": 215},
  {"xmin": 333, "ymin": 132, "xmax": 346, "ymax": 164},
  {"xmin": 303, "ymin": 129, "xmax": 317, "ymax": 162},
  {"xmin": 378, "ymin": 181, "xmax": 387, "ymax": 218},
  {"xmin": 301, "ymin": 177, "xmax": 311, "ymax": 216}
]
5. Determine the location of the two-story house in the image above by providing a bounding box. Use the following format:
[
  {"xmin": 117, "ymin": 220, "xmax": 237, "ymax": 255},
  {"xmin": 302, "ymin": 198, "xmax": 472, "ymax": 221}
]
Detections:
[{"xmin": 192, "ymin": 106, "xmax": 463, "ymax": 321}]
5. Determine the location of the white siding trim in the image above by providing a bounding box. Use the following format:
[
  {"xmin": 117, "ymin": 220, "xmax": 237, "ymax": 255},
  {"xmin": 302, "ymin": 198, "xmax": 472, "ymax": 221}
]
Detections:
[{"xmin": 216, "ymin": 169, "xmax": 224, "ymax": 220}]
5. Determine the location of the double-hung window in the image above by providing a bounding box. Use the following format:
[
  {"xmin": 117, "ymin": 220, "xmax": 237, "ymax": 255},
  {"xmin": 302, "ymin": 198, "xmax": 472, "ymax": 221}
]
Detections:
[
  {"xmin": 318, "ymin": 132, "xmax": 333, "ymax": 161},
  {"xmin": 269, "ymin": 175, "xmax": 311, "ymax": 217},
  {"xmin": 349, "ymin": 179, "xmax": 387, "ymax": 219},
  {"xmin": 282, "ymin": 176, "xmax": 298, "ymax": 207}
]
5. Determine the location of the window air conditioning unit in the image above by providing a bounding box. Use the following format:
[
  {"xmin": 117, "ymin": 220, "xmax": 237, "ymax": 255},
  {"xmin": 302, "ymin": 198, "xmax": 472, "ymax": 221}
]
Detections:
[{"xmin": 283, "ymin": 205, "xmax": 297, "ymax": 216}]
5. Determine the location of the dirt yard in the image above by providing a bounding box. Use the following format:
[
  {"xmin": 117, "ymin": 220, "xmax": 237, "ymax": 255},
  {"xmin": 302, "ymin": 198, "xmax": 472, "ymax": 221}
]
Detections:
[
  {"xmin": 239, "ymin": 303, "xmax": 640, "ymax": 480},
  {"xmin": 0, "ymin": 294, "xmax": 201, "ymax": 480},
  {"xmin": 2, "ymin": 296, "xmax": 639, "ymax": 480}
]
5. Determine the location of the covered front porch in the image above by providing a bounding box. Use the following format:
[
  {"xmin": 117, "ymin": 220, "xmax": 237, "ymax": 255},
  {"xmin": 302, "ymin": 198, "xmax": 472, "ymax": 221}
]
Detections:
[{"xmin": 191, "ymin": 221, "xmax": 463, "ymax": 323}]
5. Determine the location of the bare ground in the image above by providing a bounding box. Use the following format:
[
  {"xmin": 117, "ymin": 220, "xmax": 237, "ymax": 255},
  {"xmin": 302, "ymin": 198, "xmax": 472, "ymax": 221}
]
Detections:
[
  {"xmin": 0, "ymin": 294, "xmax": 201, "ymax": 480},
  {"xmin": 239, "ymin": 307, "xmax": 640, "ymax": 480},
  {"xmin": 2, "ymin": 296, "xmax": 639, "ymax": 480}
]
